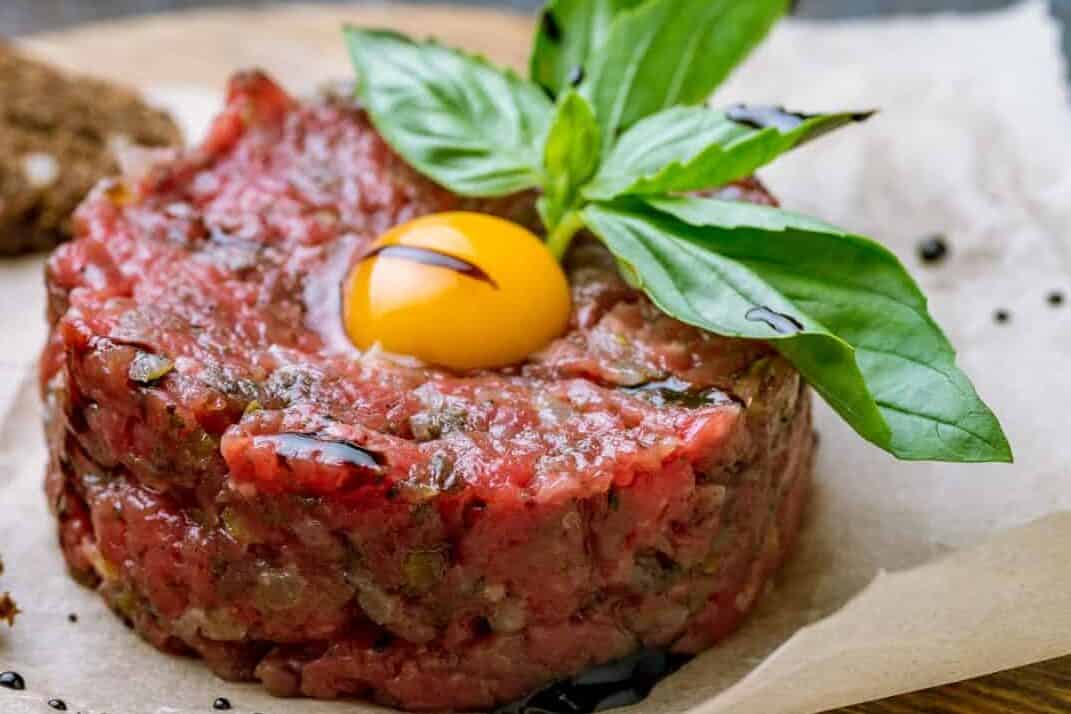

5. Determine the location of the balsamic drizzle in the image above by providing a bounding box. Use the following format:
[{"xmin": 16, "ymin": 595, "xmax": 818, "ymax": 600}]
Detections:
[
  {"xmin": 494, "ymin": 649, "xmax": 692, "ymax": 714},
  {"xmin": 541, "ymin": 11, "xmax": 563, "ymax": 42},
  {"xmin": 362, "ymin": 244, "xmax": 498, "ymax": 288},
  {"xmin": 372, "ymin": 631, "xmax": 396, "ymax": 651},
  {"xmin": 265, "ymin": 433, "xmax": 383, "ymax": 473},
  {"xmin": 624, "ymin": 377, "xmax": 742, "ymax": 409},
  {"xmin": 727, "ymin": 104, "xmax": 812, "ymax": 131},
  {"xmin": 726, "ymin": 104, "xmax": 874, "ymax": 141},
  {"xmin": 745, "ymin": 306, "xmax": 804, "ymax": 335},
  {"xmin": 0, "ymin": 671, "xmax": 25, "ymax": 691}
]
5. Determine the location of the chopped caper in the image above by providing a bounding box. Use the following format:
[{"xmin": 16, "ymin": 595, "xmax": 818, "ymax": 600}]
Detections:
[
  {"xmin": 253, "ymin": 567, "xmax": 306, "ymax": 612},
  {"xmin": 623, "ymin": 377, "xmax": 739, "ymax": 409},
  {"xmin": 403, "ymin": 548, "xmax": 449, "ymax": 592},
  {"xmin": 128, "ymin": 352, "xmax": 174, "ymax": 384},
  {"xmin": 428, "ymin": 452, "xmax": 459, "ymax": 492},
  {"xmin": 701, "ymin": 551, "xmax": 721, "ymax": 575},
  {"xmin": 221, "ymin": 507, "xmax": 256, "ymax": 544}
]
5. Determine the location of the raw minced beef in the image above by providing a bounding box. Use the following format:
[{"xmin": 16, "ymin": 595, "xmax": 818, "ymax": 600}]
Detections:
[{"xmin": 41, "ymin": 71, "xmax": 815, "ymax": 711}]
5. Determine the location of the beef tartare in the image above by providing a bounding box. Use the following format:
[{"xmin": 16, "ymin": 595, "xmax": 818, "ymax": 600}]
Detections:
[{"xmin": 41, "ymin": 72, "xmax": 814, "ymax": 711}]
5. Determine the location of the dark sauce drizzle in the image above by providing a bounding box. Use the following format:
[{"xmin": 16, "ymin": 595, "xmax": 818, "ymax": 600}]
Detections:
[
  {"xmin": 372, "ymin": 631, "xmax": 396, "ymax": 652},
  {"xmin": 624, "ymin": 377, "xmax": 742, "ymax": 409},
  {"xmin": 363, "ymin": 245, "xmax": 498, "ymax": 288},
  {"xmin": 266, "ymin": 433, "xmax": 383, "ymax": 473},
  {"xmin": 727, "ymin": 104, "xmax": 811, "ymax": 131},
  {"xmin": 726, "ymin": 104, "xmax": 874, "ymax": 141},
  {"xmin": 745, "ymin": 306, "xmax": 804, "ymax": 335},
  {"xmin": 495, "ymin": 649, "xmax": 692, "ymax": 714},
  {"xmin": 541, "ymin": 11, "xmax": 563, "ymax": 42},
  {"xmin": 0, "ymin": 671, "xmax": 25, "ymax": 691}
]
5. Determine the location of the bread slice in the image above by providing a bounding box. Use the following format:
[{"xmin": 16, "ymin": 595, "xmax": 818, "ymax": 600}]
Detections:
[{"xmin": 0, "ymin": 43, "xmax": 181, "ymax": 255}]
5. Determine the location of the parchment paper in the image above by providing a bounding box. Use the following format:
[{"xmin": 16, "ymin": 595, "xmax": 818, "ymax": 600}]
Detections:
[{"xmin": 2, "ymin": 3, "xmax": 1071, "ymax": 713}]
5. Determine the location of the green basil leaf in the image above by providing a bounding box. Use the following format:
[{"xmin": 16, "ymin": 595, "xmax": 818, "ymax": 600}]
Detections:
[
  {"xmin": 582, "ymin": 0, "xmax": 789, "ymax": 146},
  {"xmin": 585, "ymin": 105, "xmax": 873, "ymax": 200},
  {"xmin": 583, "ymin": 197, "xmax": 1011, "ymax": 463},
  {"xmin": 345, "ymin": 27, "xmax": 553, "ymax": 197},
  {"xmin": 539, "ymin": 91, "xmax": 602, "ymax": 230},
  {"xmin": 530, "ymin": 0, "xmax": 646, "ymax": 98}
]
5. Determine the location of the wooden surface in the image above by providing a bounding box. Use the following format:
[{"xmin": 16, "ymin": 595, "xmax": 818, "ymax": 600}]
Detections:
[
  {"xmin": 836, "ymin": 657, "xmax": 1071, "ymax": 713},
  {"xmin": 13, "ymin": 4, "xmax": 1071, "ymax": 714}
]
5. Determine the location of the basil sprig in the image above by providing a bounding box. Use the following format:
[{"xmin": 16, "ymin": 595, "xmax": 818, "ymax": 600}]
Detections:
[
  {"xmin": 585, "ymin": 106, "xmax": 874, "ymax": 200},
  {"xmin": 585, "ymin": 198, "xmax": 1010, "ymax": 462},
  {"xmin": 530, "ymin": 0, "xmax": 645, "ymax": 97},
  {"xmin": 576, "ymin": 0, "xmax": 789, "ymax": 147},
  {"xmin": 539, "ymin": 91, "xmax": 601, "ymax": 230},
  {"xmin": 344, "ymin": 28, "xmax": 553, "ymax": 196},
  {"xmin": 344, "ymin": 1, "xmax": 1011, "ymax": 462}
]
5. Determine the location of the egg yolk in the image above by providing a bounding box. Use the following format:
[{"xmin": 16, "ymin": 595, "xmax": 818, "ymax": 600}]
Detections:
[{"xmin": 343, "ymin": 212, "xmax": 572, "ymax": 370}]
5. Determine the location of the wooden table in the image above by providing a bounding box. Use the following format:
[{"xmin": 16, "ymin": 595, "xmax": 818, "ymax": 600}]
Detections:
[
  {"xmin": 9, "ymin": 3, "xmax": 1071, "ymax": 713},
  {"xmin": 836, "ymin": 657, "xmax": 1071, "ymax": 713}
]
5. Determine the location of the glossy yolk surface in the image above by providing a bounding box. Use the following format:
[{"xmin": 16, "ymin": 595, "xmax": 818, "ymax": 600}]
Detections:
[{"xmin": 343, "ymin": 212, "xmax": 572, "ymax": 370}]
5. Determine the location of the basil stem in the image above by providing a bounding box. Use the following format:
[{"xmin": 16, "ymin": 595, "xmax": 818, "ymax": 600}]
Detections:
[{"xmin": 546, "ymin": 211, "xmax": 586, "ymax": 260}]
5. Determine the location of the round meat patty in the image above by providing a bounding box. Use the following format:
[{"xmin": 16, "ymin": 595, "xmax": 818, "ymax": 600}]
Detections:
[{"xmin": 41, "ymin": 71, "xmax": 815, "ymax": 712}]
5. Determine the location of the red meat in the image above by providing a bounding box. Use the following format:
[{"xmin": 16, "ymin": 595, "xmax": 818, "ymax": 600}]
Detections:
[{"xmin": 41, "ymin": 72, "xmax": 814, "ymax": 711}]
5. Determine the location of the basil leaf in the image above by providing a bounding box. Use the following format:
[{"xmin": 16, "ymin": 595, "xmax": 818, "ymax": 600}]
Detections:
[
  {"xmin": 583, "ymin": 0, "xmax": 788, "ymax": 146},
  {"xmin": 585, "ymin": 105, "xmax": 873, "ymax": 200},
  {"xmin": 583, "ymin": 197, "xmax": 1011, "ymax": 463},
  {"xmin": 345, "ymin": 27, "xmax": 553, "ymax": 197},
  {"xmin": 539, "ymin": 91, "xmax": 602, "ymax": 230},
  {"xmin": 530, "ymin": 0, "xmax": 646, "ymax": 98}
]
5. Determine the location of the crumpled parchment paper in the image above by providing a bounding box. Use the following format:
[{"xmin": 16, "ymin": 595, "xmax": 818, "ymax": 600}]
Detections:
[{"xmin": 2, "ymin": 3, "xmax": 1070, "ymax": 713}]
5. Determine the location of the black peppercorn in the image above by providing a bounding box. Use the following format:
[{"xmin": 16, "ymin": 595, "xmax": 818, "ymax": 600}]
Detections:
[
  {"xmin": 212, "ymin": 697, "xmax": 232, "ymax": 710},
  {"xmin": 994, "ymin": 309, "xmax": 1010, "ymax": 324},
  {"xmin": 48, "ymin": 699, "xmax": 68, "ymax": 711},
  {"xmin": 1048, "ymin": 290, "xmax": 1064, "ymax": 307},
  {"xmin": 917, "ymin": 235, "xmax": 948, "ymax": 264}
]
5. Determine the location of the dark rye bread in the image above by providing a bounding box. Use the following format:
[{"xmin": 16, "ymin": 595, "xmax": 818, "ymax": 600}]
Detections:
[{"xmin": 0, "ymin": 43, "xmax": 181, "ymax": 255}]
